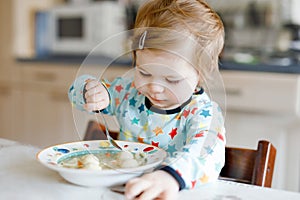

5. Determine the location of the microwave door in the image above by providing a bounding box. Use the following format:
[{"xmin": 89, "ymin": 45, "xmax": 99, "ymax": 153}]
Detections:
[
  {"xmin": 50, "ymin": 12, "xmax": 93, "ymax": 54},
  {"xmin": 57, "ymin": 17, "xmax": 83, "ymax": 40}
]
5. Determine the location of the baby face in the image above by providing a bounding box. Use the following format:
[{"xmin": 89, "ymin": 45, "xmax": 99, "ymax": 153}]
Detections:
[{"xmin": 134, "ymin": 49, "xmax": 199, "ymax": 110}]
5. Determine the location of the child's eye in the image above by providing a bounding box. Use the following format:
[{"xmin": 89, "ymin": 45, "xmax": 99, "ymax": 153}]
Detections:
[
  {"xmin": 166, "ymin": 79, "xmax": 181, "ymax": 84},
  {"xmin": 139, "ymin": 70, "xmax": 151, "ymax": 77}
]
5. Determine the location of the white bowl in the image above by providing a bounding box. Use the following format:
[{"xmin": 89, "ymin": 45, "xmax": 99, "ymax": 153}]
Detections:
[{"xmin": 37, "ymin": 140, "xmax": 166, "ymax": 187}]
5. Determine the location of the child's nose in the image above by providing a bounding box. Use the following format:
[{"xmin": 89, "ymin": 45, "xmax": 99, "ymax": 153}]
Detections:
[{"xmin": 148, "ymin": 83, "xmax": 164, "ymax": 93}]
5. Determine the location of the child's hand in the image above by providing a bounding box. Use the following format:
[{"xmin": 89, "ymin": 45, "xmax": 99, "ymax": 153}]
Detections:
[
  {"xmin": 125, "ymin": 170, "xmax": 179, "ymax": 200},
  {"xmin": 83, "ymin": 79, "xmax": 110, "ymax": 112}
]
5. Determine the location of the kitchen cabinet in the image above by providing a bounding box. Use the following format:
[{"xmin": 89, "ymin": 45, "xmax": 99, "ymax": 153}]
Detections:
[
  {"xmin": 11, "ymin": 65, "xmax": 80, "ymax": 147},
  {"xmin": 16, "ymin": 84, "xmax": 77, "ymax": 147},
  {"xmin": 2, "ymin": 64, "xmax": 130, "ymax": 148},
  {"xmin": 221, "ymin": 70, "xmax": 300, "ymax": 115},
  {"xmin": 220, "ymin": 70, "xmax": 300, "ymax": 192},
  {"xmin": 0, "ymin": 64, "xmax": 77, "ymax": 147}
]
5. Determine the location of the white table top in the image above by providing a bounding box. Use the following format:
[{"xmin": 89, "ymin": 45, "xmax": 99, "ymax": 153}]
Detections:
[{"xmin": 1, "ymin": 138, "xmax": 300, "ymax": 200}]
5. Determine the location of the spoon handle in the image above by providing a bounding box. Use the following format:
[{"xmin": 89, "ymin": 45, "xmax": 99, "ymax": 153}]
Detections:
[{"xmin": 99, "ymin": 112, "xmax": 123, "ymax": 151}]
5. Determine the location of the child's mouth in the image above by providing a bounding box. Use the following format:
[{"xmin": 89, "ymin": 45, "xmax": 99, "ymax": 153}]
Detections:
[{"xmin": 149, "ymin": 97, "xmax": 165, "ymax": 103}]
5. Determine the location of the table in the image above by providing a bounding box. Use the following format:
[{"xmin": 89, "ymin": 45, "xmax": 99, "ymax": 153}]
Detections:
[{"xmin": 1, "ymin": 138, "xmax": 300, "ymax": 200}]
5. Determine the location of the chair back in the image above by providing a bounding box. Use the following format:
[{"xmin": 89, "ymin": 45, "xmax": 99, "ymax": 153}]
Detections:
[
  {"xmin": 219, "ymin": 140, "xmax": 276, "ymax": 187},
  {"xmin": 83, "ymin": 120, "xmax": 119, "ymax": 141}
]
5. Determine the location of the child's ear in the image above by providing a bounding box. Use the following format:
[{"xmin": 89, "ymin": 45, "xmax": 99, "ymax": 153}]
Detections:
[
  {"xmin": 196, "ymin": 70, "xmax": 203, "ymax": 86},
  {"xmin": 131, "ymin": 51, "xmax": 136, "ymax": 68},
  {"xmin": 197, "ymin": 70, "xmax": 204, "ymax": 87}
]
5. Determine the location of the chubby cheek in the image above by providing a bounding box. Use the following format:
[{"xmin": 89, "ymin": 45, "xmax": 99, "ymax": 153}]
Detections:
[
  {"xmin": 133, "ymin": 76, "xmax": 145, "ymax": 94},
  {"xmin": 172, "ymin": 87, "xmax": 193, "ymax": 104}
]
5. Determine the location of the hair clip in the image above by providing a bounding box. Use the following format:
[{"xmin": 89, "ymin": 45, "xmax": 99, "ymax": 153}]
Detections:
[{"xmin": 138, "ymin": 31, "xmax": 147, "ymax": 49}]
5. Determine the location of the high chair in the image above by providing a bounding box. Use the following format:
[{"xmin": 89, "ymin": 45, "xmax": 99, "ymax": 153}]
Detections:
[
  {"xmin": 83, "ymin": 120, "xmax": 119, "ymax": 141},
  {"xmin": 219, "ymin": 140, "xmax": 276, "ymax": 187}
]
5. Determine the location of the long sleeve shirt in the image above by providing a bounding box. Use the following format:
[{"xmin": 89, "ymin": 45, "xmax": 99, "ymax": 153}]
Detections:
[{"xmin": 68, "ymin": 74, "xmax": 226, "ymax": 189}]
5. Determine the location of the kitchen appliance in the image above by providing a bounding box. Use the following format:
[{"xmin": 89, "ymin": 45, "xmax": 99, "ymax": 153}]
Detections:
[
  {"xmin": 284, "ymin": 24, "xmax": 300, "ymax": 51},
  {"xmin": 47, "ymin": 2, "xmax": 126, "ymax": 57}
]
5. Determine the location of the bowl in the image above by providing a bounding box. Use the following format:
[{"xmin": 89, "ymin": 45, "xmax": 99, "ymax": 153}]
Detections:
[{"xmin": 37, "ymin": 140, "xmax": 167, "ymax": 187}]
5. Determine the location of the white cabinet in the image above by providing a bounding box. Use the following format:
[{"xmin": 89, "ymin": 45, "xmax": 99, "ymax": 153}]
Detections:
[
  {"xmin": 220, "ymin": 70, "xmax": 300, "ymax": 192},
  {"xmin": 0, "ymin": 64, "xmax": 89, "ymax": 148},
  {"xmin": 7, "ymin": 64, "xmax": 130, "ymax": 148},
  {"xmin": 12, "ymin": 65, "xmax": 80, "ymax": 148},
  {"xmin": 221, "ymin": 71, "xmax": 300, "ymax": 115},
  {"xmin": 16, "ymin": 85, "xmax": 77, "ymax": 147}
]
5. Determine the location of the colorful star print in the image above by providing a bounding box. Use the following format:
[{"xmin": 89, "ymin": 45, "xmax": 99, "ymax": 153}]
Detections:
[
  {"xmin": 169, "ymin": 128, "xmax": 177, "ymax": 139},
  {"xmin": 217, "ymin": 132, "xmax": 225, "ymax": 141},
  {"xmin": 124, "ymin": 93, "xmax": 130, "ymax": 100},
  {"xmin": 191, "ymin": 180, "xmax": 197, "ymax": 189},
  {"xmin": 143, "ymin": 122, "xmax": 149, "ymax": 132},
  {"xmin": 129, "ymin": 97, "xmax": 137, "ymax": 107},
  {"xmin": 195, "ymin": 132, "xmax": 204, "ymax": 138},
  {"xmin": 200, "ymin": 174, "xmax": 209, "ymax": 183},
  {"xmin": 138, "ymin": 104, "xmax": 145, "ymax": 113},
  {"xmin": 182, "ymin": 109, "xmax": 190, "ymax": 118},
  {"xmin": 168, "ymin": 144, "xmax": 177, "ymax": 156},
  {"xmin": 146, "ymin": 109, "xmax": 153, "ymax": 116},
  {"xmin": 153, "ymin": 127, "xmax": 163, "ymax": 136},
  {"xmin": 122, "ymin": 110, "xmax": 128, "ymax": 117},
  {"xmin": 138, "ymin": 136, "xmax": 144, "ymax": 143},
  {"xmin": 204, "ymin": 146, "xmax": 214, "ymax": 155},
  {"xmin": 131, "ymin": 117, "xmax": 139, "ymax": 125},
  {"xmin": 115, "ymin": 98, "xmax": 120, "ymax": 106},
  {"xmin": 191, "ymin": 107, "xmax": 198, "ymax": 114},
  {"xmin": 200, "ymin": 110, "xmax": 211, "ymax": 118},
  {"xmin": 123, "ymin": 130, "xmax": 133, "ymax": 140},
  {"xmin": 115, "ymin": 84, "xmax": 123, "ymax": 93},
  {"xmin": 151, "ymin": 141, "xmax": 159, "ymax": 147}
]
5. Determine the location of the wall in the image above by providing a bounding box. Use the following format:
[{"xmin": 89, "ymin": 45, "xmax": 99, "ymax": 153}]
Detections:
[
  {"xmin": 0, "ymin": 1, "xmax": 81, "ymax": 146},
  {"xmin": 0, "ymin": 1, "xmax": 15, "ymax": 82}
]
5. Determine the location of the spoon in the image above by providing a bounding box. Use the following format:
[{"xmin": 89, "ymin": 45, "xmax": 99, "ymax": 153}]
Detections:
[
  {"xmin": 110, "ymin": 184, "xmax": 142, "ymax": 198},
  {"xmin": 96, "ymin": 111, "xmax": 123, "ymax": 151}
]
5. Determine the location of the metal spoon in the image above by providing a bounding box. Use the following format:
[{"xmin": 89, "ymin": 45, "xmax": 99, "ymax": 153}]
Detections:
[
  {"xmin": 110, "ymin": 184, "xmax": 142, "ymax": 197},
  {"xmin": 98, "ymin": 112, "xmax": 123, "ymax": 151}
]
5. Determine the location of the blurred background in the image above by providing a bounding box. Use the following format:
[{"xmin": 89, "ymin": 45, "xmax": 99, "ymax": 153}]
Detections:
[{"xmin": 1, "ymin": 0, "xmax": 300, "ymax": 193}]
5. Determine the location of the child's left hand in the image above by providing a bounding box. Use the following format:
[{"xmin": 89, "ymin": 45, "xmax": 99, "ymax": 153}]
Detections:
[{"xmin": 125, "ymin": 170, "xmax": 179, "ymax": 200}]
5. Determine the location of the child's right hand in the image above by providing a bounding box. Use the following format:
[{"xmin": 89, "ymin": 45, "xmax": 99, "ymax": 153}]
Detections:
[{"xmin": 83, "ymin": 79, "xmax": 110, "ymax": 112}]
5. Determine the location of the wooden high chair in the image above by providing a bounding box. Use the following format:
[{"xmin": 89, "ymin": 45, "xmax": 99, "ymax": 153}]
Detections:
[
  {"xmin": 83, "ymin": 120, "xmax": 119, "ymax": 141},
  {"xmin": 219, "ymin": 140, "xmax": 276, "ymax": 187}
]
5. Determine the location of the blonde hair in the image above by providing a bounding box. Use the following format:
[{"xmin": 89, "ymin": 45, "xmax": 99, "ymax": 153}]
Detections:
[{"xmin": 131, "ymin": 0, "xmax": 224, "ymax": 82}]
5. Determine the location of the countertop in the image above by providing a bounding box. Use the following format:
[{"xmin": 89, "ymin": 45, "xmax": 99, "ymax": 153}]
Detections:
[
  {"xmin": 17, "ymin": 54, "xmax": 300, "ymax": 74},
  {"xmin": 220, "ymin": 60, "xmax": 300, "ymax": 74},
  {"xmin": 1, "ymin": 138, "xmax": 300, "ymax": 200}
]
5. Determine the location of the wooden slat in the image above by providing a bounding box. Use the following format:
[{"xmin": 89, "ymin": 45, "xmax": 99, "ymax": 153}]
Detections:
[{"xmin": 220, "ymin": 140, "xmax": 276, "ymax": 188}]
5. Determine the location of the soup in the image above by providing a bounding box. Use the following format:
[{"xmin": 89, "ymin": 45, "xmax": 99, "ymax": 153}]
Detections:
[{"xmin": 59, "ymin": 151, "xmax": 147, "ymax": 170}]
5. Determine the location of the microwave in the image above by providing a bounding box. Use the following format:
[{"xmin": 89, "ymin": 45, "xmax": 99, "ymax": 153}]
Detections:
[{"xmin": 46, "ymin": 2, "xmax": 126, "ymax": 57}]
